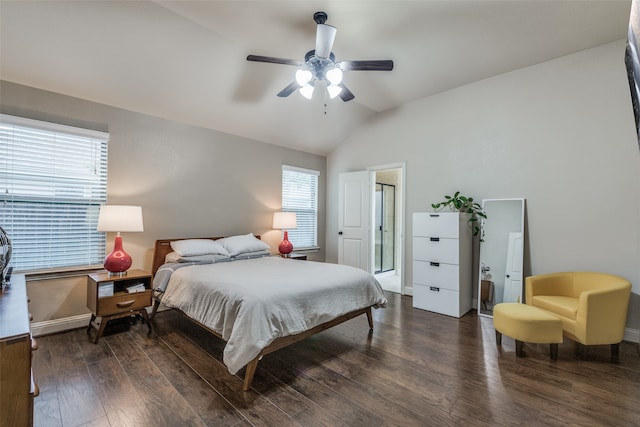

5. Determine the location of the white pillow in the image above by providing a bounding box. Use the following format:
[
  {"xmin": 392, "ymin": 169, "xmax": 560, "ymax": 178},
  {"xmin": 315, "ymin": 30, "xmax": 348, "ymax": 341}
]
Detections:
[
  {"xmin": 221, "ymin": 233, "xmax": 270, "ymax": 257},
  {"xmin": 169, "ymin": 239, "xmax": 229, "ymax": 257}
]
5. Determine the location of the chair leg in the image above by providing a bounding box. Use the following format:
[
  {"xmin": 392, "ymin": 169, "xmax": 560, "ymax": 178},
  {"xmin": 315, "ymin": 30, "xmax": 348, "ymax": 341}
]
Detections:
[
  {"xmin": 516, "ymin": 340, "xmax": 524, "ymax": 357},
  {"xmin": 495, "ymin": 330, "xmax": 502, "ymax": 346},
  {"xmin": 550, "ymin": 343, "xmax": 558, "ymax": 360}
]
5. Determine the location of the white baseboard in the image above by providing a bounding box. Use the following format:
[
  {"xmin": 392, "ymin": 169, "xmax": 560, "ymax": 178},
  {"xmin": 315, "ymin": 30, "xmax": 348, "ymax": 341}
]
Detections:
[
  {"xmin": 30, "ymin": 305, "xmax": 164, "ymax": 338},
  {"xmin": 624, "ymin": 327, "xmax": 640, "ymax": 343},
  {"xmin": 31, "ymin": 313, "xmax": 92, "ymax": 337}
]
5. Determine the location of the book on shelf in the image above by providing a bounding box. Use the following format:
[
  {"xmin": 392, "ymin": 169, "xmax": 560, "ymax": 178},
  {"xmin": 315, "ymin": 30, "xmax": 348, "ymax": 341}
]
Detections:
[
  {"xmin": 98, "ymin": 282, "xmax": 114, "ymax": 298},
  {"xmin": 125, "ymin": 283, "xmax": 146, "ymax": 293}
]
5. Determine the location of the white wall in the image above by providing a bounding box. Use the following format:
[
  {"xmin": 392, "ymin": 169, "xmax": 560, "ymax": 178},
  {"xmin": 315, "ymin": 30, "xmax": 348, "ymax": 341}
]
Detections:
[{"xmin": 326, "ymin": 40, "xmax": 640, "ymax": 333}]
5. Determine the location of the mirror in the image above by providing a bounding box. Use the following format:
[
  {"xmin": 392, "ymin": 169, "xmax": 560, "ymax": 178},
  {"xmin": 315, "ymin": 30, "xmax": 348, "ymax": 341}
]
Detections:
[{"xmin": 477, "ymin": 198, "xmax": 526, "ymax": 317}]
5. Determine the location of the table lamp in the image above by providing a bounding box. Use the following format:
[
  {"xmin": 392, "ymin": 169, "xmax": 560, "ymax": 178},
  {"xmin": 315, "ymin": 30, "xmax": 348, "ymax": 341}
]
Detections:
[
  {"xmin": 272, "ymin": 212, "xmax": 297, "ymax": 257},
  {"xmin": 97, "ymin": 205, "xmax": 144, "ymax": 276}
]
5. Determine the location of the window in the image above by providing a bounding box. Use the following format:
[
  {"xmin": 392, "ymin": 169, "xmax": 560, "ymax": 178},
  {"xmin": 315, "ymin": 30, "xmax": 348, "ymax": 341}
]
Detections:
[
  {"xmin": 281, "ymin": 165, "xmax": 319, "ymax": 250},
  {"xmin": 0, "ymin": 114, "xmax": 108, "ymax": 272}
]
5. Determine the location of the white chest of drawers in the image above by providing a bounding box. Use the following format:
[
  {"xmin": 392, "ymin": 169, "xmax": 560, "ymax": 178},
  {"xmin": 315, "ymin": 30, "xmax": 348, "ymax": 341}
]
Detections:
[{"xmin": 412, "ymin": 212, "xmax": 472, "ymax": 317}]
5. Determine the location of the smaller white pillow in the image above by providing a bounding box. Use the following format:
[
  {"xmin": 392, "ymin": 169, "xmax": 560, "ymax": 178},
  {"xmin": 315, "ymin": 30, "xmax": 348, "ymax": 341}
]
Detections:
[
  {"xmin": 165, "ymin": 252, "xmax": 230, "ymax": 263},
  {"xmin": 170, "ymin": 239, "xmax": 229, "ymax": 257},
  {"xmin": 221, "ymin": 233, "xmax": 270, "ymax": 257},
  {"xmin": 230, "ymin": 250, "xmax": 271, "ymax": 259}
]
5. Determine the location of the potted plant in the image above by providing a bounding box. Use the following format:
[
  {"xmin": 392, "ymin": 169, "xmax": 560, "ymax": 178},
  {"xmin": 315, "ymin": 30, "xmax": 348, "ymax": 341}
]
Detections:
[{"xmin": 431, "ymin": 191, "xmax": 487, "ymax": 239}]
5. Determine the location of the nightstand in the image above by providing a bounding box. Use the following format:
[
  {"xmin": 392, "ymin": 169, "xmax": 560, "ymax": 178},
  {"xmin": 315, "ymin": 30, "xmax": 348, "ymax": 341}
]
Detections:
[
  {"xmin": 287, "ymin": 253, "xmax": 307, "ymax": 260},
  {"xmin": 86, "ymin": 269, "xmax": 152, "ymax": 343}
]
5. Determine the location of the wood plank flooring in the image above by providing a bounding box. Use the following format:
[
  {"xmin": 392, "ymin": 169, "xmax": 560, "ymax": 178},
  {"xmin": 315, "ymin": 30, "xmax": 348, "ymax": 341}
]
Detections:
[{"xmin": 32, "ymin": 292, "xmax": 640, "ymax": 426}]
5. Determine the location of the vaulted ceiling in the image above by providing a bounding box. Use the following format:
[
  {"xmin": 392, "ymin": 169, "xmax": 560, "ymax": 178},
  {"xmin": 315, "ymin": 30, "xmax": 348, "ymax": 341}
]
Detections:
[{"xmin": 0, "ymin": 1, "xmax": 632, "ymax": 155}]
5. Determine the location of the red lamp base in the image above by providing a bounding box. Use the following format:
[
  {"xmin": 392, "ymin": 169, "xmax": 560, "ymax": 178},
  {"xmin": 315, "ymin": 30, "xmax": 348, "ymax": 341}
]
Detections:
[
  {"xmin": 104, "ymin": 235, "xmax": 132, "ymax": 276},
  {"xmin": 278, "ymin": 231, "xmax": 294, "ymax": 257}
]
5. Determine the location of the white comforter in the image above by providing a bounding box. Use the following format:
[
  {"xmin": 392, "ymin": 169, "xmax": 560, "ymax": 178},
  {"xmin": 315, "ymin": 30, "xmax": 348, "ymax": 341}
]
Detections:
[{"xmin": 159, "ymin": 256, "xmax": 387, "ymax": 374}]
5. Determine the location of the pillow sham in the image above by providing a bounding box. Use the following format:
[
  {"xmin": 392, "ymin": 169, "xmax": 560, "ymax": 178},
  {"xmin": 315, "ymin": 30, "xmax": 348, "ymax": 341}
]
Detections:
[
  {"xmin": 230, "ymin": 250, "xmax": 271, "ymax": 259},
  {"xmin": 165, "ymin": 251, "xmax": 230, "ymax": 263},
  {"xmin": 169, "ymin": 239, "xmax": 229, "ymax": 257},
  {"xmin": 220, "ymin": 233, "xmax": 270, "ymax": 257}
]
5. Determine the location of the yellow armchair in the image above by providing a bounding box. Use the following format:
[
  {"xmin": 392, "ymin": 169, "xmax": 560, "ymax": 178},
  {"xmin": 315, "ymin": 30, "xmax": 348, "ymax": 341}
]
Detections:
[{"xmin": 525, "ymin": 272, "xmax": 631, "ymax": 358}]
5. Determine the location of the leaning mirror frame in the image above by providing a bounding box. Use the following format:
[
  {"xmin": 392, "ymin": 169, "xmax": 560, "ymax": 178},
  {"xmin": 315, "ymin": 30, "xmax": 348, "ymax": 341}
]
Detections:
[{"xmin": 477, "ymin": 198, "xmax": 526, "ymax": 318}]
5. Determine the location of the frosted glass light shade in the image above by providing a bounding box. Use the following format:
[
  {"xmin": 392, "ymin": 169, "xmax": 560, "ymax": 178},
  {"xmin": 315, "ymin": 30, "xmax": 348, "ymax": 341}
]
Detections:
[
  {"xmin": 296, "ymin": 69, "xmax": 313, "ymax": 87},
  {"xmin": 327, "ymin": 84, "xmax": 343, "ymax": 99},
  {"xmin": 97, "ymin": 205, "xmax": 144, "ymax": 232},
  {"xmin": 325, "ymin": 67, "xmax": 342, "ymax": 85},
  {"xmin": 273, "ymin": 212, "xmax": 297, "ymax": 230},
  {"xmin": 299, "ymin": 84, "xmax": 314, "ymax": 99}
]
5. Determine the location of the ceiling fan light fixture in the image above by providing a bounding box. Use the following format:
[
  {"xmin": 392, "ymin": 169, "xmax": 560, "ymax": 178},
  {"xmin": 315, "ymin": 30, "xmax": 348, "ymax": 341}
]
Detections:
[
  {"xmin": 326, "ymin": 67, "xmax": 343, "ymax": 85},
  {"xmin": 315, "ymin": 24, "xmax": 337, "ymax": 58},
  {"xmin": 299, "ymin": 83, "xmax": 314, "ymax": 99},
  {"xmin": 295, "ymin": 69, "xmax": 312, "ymax": 87}
]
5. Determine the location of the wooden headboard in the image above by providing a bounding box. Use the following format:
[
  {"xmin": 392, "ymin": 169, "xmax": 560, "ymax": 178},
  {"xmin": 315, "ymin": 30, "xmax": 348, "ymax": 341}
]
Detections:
[{"xmin": 151, "ymin": 235, "xmax": 261, "ymax": 277}]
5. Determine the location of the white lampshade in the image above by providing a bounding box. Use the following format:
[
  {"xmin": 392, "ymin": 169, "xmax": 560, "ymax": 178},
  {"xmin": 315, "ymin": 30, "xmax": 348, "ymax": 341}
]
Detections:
[
  {"xmin": 97, "ymin": 205, "xmax": 144, "ymax": 232},
  {"xmin": 325, "ymin": 67, "xmax": 342, "ymax": 85},
  {"xmin": 296, "ymin": 69, "xmax": 313, "ymax": 87},
  {"xmin": 272, "ymin": 212, "xmax": 297, "ymax": 230},
  {"xmin": 299, "ymin": 84, "xmax": 314, "ymax": 99}
]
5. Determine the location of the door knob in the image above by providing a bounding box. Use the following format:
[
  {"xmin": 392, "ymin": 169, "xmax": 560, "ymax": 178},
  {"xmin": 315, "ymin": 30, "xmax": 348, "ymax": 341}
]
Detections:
[{"xmin": 506, "ymin": 274, "xmax": 510, "ymax": 278}]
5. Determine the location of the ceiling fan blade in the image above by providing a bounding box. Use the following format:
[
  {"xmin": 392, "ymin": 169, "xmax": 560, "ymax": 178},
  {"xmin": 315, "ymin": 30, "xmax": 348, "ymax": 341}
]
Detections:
[
  {"xmin": 247, "ymin": 55, "xmax": 304, "ymax": 67},
  {"xmin": 315, "ymin": 24, "xmax": 337, "ymax": 59},
  {"xmin": 337, "ymin": 60, "xmax": 394, "ymax": 71},
  {"xmin": 338, "ymin": 84, "xmax": 355, "ymax": 102},
  {"xmin": 277, "ymin": 81, "xmax": 300, "ymax": 98}
]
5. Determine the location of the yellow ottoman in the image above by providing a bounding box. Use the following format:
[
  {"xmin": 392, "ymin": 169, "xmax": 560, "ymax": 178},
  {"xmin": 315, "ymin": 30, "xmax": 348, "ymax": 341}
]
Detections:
[{"xmin": 493, "ymin": 303, "xmax": 563, "ymax": 360}]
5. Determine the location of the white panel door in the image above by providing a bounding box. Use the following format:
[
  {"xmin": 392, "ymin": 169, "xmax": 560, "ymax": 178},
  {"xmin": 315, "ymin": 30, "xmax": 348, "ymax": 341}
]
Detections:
[
  {"xmin": 338, "ymin": 171, "xmax": 370, "ymax": 271},
  {"xmin": 503, "ymin": 232, "xmax": 524, "ymax": 303}
]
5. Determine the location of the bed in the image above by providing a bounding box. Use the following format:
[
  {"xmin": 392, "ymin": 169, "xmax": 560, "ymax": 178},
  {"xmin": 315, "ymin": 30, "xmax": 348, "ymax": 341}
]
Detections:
[{"xmin": 150, "ymin": 234, "xmax": 387, "ymax": 391}]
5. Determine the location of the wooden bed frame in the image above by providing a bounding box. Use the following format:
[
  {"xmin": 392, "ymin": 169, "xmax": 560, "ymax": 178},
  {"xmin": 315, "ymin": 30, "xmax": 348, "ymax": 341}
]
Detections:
[{"xmin": 150, "ymin": 237, "xmax": 374, "ymax": 391}]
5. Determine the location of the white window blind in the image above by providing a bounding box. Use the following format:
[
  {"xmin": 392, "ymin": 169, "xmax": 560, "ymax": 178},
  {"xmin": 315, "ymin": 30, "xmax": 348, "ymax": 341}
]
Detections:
[
  {"xmin": 0, "ymin": 114, "xmax": 108, "ymax": 272},
  {"xmin": 282, "ymin": 165, "xmax": 319, "ymax": 250}
]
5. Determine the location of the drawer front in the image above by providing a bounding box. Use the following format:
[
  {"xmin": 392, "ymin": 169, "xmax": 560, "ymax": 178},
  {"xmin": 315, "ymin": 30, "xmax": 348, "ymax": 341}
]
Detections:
[
  {"xmin": 97, "ymin": 291, "xmax": 151, "ymax": 316},
  {"xmin": 413, "ymin": 237, "xmax": 459, "ymax": 264},
  {"xmin": 413, "ymin": 212, "xmax": 460, "ymax": 238},
  {"xmin": 413, "ymin": 284, "xmax": 462, "ymax": 317},
  {"xmin": 413, "ymin": 260, "xmax": 460, "ymax": 291}
]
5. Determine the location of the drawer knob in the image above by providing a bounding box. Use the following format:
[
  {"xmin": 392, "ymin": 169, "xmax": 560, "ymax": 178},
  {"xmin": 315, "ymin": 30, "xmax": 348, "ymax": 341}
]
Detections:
[
  {"xmin": 116, "ymin": 300, "xmax": 135, "ymax": 309},
  {"xmin": 429, "ymin": 286, "xmax": 440, "ymax": 292},
  {"xmin": 430, "ymin": 237, "xmax": 440, "ymax": 242},
  {"xmin": 430, "ymin": 262, "xmax": 440, "ymax": 267}
]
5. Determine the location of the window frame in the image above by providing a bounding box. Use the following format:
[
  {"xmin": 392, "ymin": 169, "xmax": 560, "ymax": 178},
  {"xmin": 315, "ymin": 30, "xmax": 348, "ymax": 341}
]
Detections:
[
  {"xmin": 0, "ymin": 114, "xmax": 109, "ymax": 273},
  {"xmin": 281, "ymin": 165, "xmax": 320, "ymax": 252}
]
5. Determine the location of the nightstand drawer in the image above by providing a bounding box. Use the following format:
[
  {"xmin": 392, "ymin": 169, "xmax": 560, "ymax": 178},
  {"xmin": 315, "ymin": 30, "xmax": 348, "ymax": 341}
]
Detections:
[{"xmin": 96, "ymin": 291, "xmax": 151, "ymax": 316}]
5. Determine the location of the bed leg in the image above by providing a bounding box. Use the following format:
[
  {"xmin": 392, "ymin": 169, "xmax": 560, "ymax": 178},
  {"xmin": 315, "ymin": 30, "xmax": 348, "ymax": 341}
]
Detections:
[
  {"xmin": 366, "ymin": 307, "xmax": 373, "ymax": 330},
  {"xmin": 243, "ymin": 357, "xmax": 260, "ymax": 391},
  {"xmin": 149, "ymin": 299, "xmax": 161, "ymax": 321}
]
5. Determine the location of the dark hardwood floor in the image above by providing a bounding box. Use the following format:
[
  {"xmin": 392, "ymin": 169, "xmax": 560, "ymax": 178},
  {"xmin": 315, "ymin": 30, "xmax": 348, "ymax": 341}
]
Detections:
[{"xmin": 33, "ymin": 292, "xmax": 640, "ymax": 426}]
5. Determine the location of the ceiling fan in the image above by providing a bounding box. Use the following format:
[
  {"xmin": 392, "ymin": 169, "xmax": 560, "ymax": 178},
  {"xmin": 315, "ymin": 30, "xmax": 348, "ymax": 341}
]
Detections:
[{"xmin": 247, "ymin": 11, "xmax": 394, "ymax": 102}]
